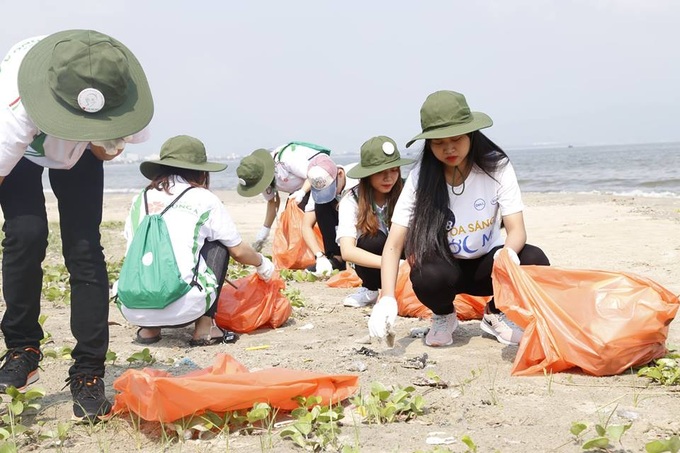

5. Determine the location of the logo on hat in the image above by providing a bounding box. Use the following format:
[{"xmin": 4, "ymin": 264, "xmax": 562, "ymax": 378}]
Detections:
[
  {"xmin": 382, "ymin": 141, "xmax": 395, "ymax": 155},
  {"xmin": 77, "ymin": 88, "xmax": 105, "ymax": 113}
]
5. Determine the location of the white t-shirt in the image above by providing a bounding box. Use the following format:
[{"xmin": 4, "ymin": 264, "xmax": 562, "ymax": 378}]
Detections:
[
  {"xmin": 119, "ymin": 179, "xmax": 242, "ymax": 326},
  {"xmin": 0, "ymin": 36, "xmax": 148, "ymax": 176},
  {"xmin": 392, "ymin": 160, "xmax": 524, "ymax": 259},
  {"xmin": 304, "ymin": 163, "xmax": 359, "ymax": 212},
  {"xmin": 262, "ymin": 143, "xmax": 325, "ymax": 201},
  {"xmin": 336, "ymin": 187, "xmax": 390, "ymax": 243}
]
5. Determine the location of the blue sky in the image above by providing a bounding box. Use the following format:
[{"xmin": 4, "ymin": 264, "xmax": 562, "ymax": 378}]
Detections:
[{"xmin": 3, "ymin": 1, "xmax": 680, "ymax": 156}]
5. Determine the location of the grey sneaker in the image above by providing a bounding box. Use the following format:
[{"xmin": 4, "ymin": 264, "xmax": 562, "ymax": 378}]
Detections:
[
  {"xmin": 343, "ymin": 287, "xmax": 379, "ymax": 307},
  {"xmin": 0, "ymin": 347, "xmax": 42, "ymax": 392},
  {"xmin": 425, "ymin": 313, "xmax": 458, "ymax": 347},
  {"xmin": 480, "ymin": 311, "xmax": 523, "ymax": 346}
]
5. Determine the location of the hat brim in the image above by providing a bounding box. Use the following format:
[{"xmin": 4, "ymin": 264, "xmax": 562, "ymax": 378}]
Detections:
[
  {"xmin": 236, "ymin": 149, "xmax": 275, "ymax": 197},
  {"xmin": 311, "ymin": 180, "xmax": 337, "ymax": 205},
  {"xmin": 18, "ymin": 29, "xmax": 154, "ymax": 142},
  {"xmin": 346, "ymin": 157, "xmax": 415, "ymax": 179},
  {"xmin": 405, "ymin": 112, "xmax": 492, "ymax": 148},
  {"xmin": 140, "ymin": 158, "xmax": 227, "ymax": 181}
]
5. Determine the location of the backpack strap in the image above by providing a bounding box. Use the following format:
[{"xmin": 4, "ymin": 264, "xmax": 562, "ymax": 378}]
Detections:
[
  {"xmin": 276, "ymin": 141, "xmax": 332, "ymax": 162},
  {"xmin": 142, "ymin": 186, "xmax": 194, "ymax": 216},
  {"xmin": 350, "ymin": 185, "xmax": 359, "ymax": 202},
  {"xmin": 160, "ymin": 187, "xmax": 194, "ymax": 216}
]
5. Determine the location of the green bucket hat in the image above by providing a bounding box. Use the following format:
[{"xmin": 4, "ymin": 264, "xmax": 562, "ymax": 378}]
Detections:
[
  {"xmin": 18, "ymin": 29, "xmax": 154, "ymax": 142},
  {"xmin": 347, "ymin": 136, "xmax": 415, "ymax": 179},
  {"xmin": 140, "ymin": 135, "xmax": 227, "ymax": 180},
  {"xmin": 236, "ymin": 149, "xmax": 275, "ymax": 197},
  {"xmin": 405, "ymin": 90, "xmax": 492, "ymax": 148}
]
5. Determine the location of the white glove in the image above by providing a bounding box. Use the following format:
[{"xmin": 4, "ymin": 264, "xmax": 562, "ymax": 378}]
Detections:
[
  {"xmin": 252, "ymin": 226, "xmax": 271, "ymax": 252},
  {"xmin": 313, "ymin": 255, "xmax": 333, "ymax": 277},
  {"xmin": 368, "ymin": 296, "xmax": 398, "ymax": 342},
  {"xmin": 255, "ymin": 254, "xmax": 275, "ymax": 281},
  {"xmin": 91, "ymin": 138, "xmax": 127, "ymax": 155},
  {"xmin": 290, "ymin": 189, "xmax": 306, "ymax": 203},
  {"xmin": 493, "ymin": 247, "xmax": 520, "ymax": 265}
]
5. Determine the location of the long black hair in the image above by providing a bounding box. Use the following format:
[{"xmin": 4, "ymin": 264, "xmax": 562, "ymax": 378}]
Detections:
[{"xmin": 404, "ymin": 130, "xmax": 509, "ymax": 268}]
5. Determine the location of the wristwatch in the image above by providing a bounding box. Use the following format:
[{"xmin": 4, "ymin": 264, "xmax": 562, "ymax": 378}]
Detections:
[{"xmin": 315, "ymin": 251, "xmax": 324, "ymax": 259}]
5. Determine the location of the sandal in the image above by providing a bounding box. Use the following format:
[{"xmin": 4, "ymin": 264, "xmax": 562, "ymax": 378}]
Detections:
[
  {"xmin": 135, "ymin": 327, "xmax": 162, "ymax": 345},
  {"xmin": 188, "ymin": 323, "xmax": 238, "ymax": 347}
]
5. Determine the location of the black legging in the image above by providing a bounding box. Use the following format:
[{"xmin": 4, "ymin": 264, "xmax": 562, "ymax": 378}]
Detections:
[
  {"xmin": 313, "ymin": 199, "xmax": 342, "ymax": 259},
  {"xmin": 198, "ymin": 240, "xmax": 230, "ymax": 318},
  {"xmin": 409, "ymin": 244, "xmax": 550, "ymax": 315},
  {"xmin": 354, "ymin": 231, "xmax": 388, "ymax": 291}
]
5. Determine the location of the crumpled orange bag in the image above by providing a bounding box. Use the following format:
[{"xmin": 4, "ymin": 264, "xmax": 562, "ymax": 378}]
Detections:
[
  {"xmin": 272, "ymin": 201, "xmax": 323, "ymax": 270},
  {"xmin": 112, "ymin": 353, "xmax": 359, "ymax": 422},
  {"xmin": 396, "ymin": 261, "xmax": 489, "ymax": 320},
  {"xmin": 215, "ymin": 273, "xmax": 291, "ymax": 333},
  {"xmin": 492, "ymin": 250, "xmax": 680, "ymax": 376},
  {"xmin": 327, "ymin": 268, "xmax": 362, "ymax": 288}
]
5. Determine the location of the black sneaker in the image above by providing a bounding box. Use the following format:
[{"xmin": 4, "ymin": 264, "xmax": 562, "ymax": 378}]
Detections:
[
  {"xmin": 0, "ymin": 346, "xmax": 42, "ymax": 392},
  {"xmin": 66, "ymin": 374, "xmax": 112, "ymax": 422}
]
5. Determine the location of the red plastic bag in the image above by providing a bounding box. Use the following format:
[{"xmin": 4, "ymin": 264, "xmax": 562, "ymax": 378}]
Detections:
[
  {"xmin": 395, "ymin": 261, "xmax": 488, "ymax": 320},
  {"xmin": 215, "ymin": 273, "xmax": 291, "ymax": 333},
  {"xmin": 492, "ymin": 250, "xmax": 680, "ymax": 376},
  {"xmin": 327, "ymin": 268, "xmax": 362, "ymax": 288},
  {"xmin": 272, "ymin": 201, "xmax": 323, "ymax": 270},
  {"xmin": 112, "ymin": 353, "xmax": 359, "ymax": 422}
]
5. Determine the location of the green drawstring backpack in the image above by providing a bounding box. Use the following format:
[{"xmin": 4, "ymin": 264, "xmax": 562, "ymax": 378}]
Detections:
[{"xmin": 117, "ymin": 187, "xmax": 200, "ymax": 309}]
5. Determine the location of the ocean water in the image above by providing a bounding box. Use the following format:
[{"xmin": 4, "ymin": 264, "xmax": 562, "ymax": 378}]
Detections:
[{"xmin": 42, "ymin": 141, "xmax": 680, "ymax": 198}]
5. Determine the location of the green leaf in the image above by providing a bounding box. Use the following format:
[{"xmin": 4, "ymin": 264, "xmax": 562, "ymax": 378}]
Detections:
[
  {"xmin": 571, "ymin": 422, "xmax": 587, "ymax": 436},
  {"xmin": 461, "ymin": 435, "xmax": 477, "ymax": 452},
  {"xmin": 607, "ymin": 423, "xmax": 631, "ymax": 442},
  {"xmin": 582, "ymin": 437, "xmax": 610, "ymax": 450},
  {"xmin": 645, "ymin": 436, "xmax": 680, "ymax": 453}
]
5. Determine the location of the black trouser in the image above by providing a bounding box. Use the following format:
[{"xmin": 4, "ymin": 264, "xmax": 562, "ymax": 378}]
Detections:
[
  {"xmin": 354, "ymin": 231, "xmax": 388, "ymax": 291},
  {"xmin": 198, "ymin": 240, "xmax": 230, "ymax": 318},
  {"xmin": 409, "ymin": 244, "xmax": 550, "ymax": 315},
  {"xmin": 313, "ymin": 199, "xmax": 342, "ymax": 259},
  {"xmin": 0, "ymin": 152, "xmax": 109, "ymax": 378}
]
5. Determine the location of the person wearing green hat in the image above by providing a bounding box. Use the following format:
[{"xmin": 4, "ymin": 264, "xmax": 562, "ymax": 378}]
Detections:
[
  {"xmin": 0, "ymin": 30, "xmax": 154, "ymax": 421},
  {"xmin": 368, "ymin": 90, "xmax": 550, "ymax": 348},
  {"xmin": 236, "ymin": 142, "xmax": 332, "ymax": 252},
  {"xmin": 337, "ymin": 136, "xmax": 413, "ymax": 307},
  {"xmin": 119, "ymin": 135, "xmax": 274, "ymax": 346}
]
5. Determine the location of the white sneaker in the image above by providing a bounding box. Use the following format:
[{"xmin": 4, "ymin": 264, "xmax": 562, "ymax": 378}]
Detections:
[
  {"xmin": 343, "ymin": 287, "xmax": 379, "ymax": 307},
  {"xmin": 480, "ymin": 311, "xmax": 523, "ymax": 346},
  {"xmin": 425, "ymin": 313, "xmax": 458, "ymax": 347}
]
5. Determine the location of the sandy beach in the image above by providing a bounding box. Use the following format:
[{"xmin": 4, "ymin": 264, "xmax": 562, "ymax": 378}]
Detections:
[{"xmin": 10, "ymin": 191, "xmax": 680, "ymax": 452}]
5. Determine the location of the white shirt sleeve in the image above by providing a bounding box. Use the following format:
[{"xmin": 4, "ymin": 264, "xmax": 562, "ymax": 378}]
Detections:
[
  {"xmin": 205, "ymin": 193, "xmax": 243, "ymax": 248},
  {"xmin": 0, "ymin": 103, "xmax": 39, "ymax": 176},
  {"xmin": 496, "ymin": 161, "xmax": 524, "ymax": 216},
  {"xmin": 390, "ymin": 164, "xmax": 418, "ymax": 228},
  {"xmin": 336, "ymin": 193, "xmax": 358, "ymax": 242}
]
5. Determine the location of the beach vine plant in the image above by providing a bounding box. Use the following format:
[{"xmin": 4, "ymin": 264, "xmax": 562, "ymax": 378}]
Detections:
[
  {"xmin": 645, "ymin": 436, "xmax": 680, "ymax": 453},
  {"xmin": 567, "ymin": 416, "xmax": 632, "ymax": 452},
  {"xmin": 350, "ymin": 382, "xmax": 425, "ymax": 424},
  {"xmin": 637, "ymin": 351, "xmax": 680, "ymax": 386},
  {"xmin": 279, "ymin": 395, "xmax": 348, "ymax": 452},
  {"xmin": 126, "ymin": 348, "xmax": 155, "ymax": 366},
  {"xmin": 0, "ymin": 386, "xmax": 45, "ymax": 452}
]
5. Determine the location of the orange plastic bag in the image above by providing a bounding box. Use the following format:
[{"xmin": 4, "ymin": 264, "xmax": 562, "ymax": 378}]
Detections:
[
  {"xmin": 327, "ymin": 268, "xmax": 362, "ymax": 288},
  {"xmin": 395, "ymin": 261, "xmax": 488, "ymax": 320},
  {"xmin": 492, "ymin": 250, "xmax": 680, "ymax": 376},
  {"xmin": 112, "ymin": 353, "xmax": 359, "ymax": 422},
  {"xmin": 272, "ymin": 201, "xmax": 323, "ymax": 270},
  {"xmin": 215, "ymin": 273, "xmax": 291, "ymax": 333}
]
